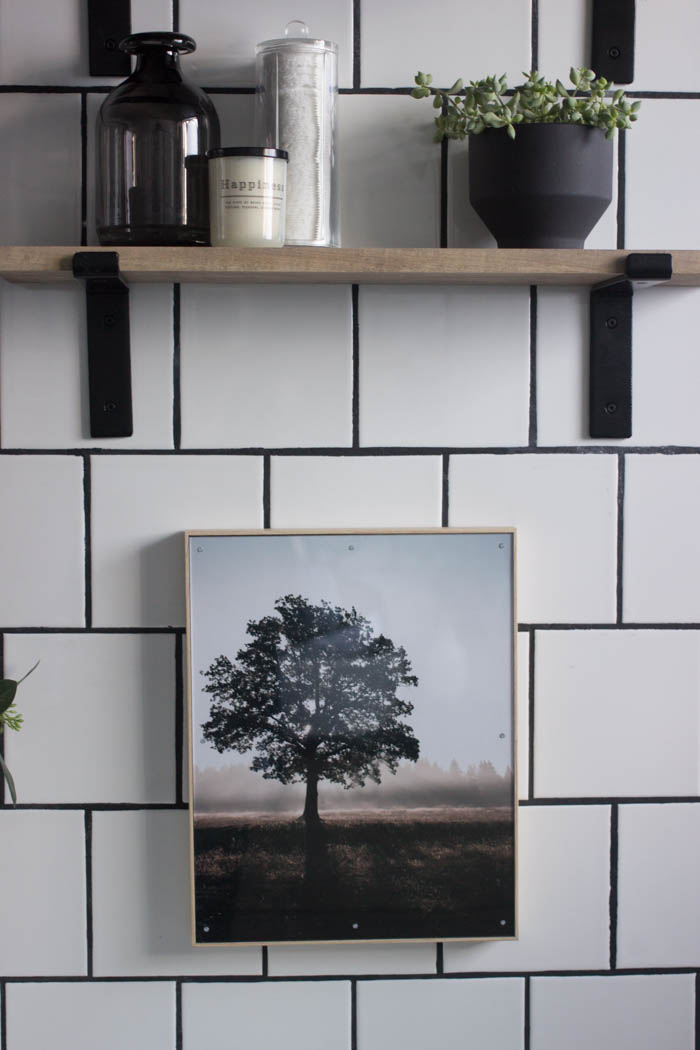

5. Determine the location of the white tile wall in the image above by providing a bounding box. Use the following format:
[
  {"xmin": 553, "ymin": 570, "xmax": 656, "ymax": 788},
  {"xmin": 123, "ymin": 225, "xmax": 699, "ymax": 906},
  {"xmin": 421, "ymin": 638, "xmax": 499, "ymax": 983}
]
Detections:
[
  {"xmin": 358, "ymin": 286, "xmax": 530, "ymax": 447},
  {"xmin": 444, "ymin": 806, "xmax": 611, "ymax": 972},
  {"xmin": 357, "ymin": 979, "xmax": 525, "ymax": 1050},
  {"xmin": 624, "ymin": 455, "xmax": 700, "ymax": 622},
  {"xmin": 627, "ymin": 102, "xmax": 700, "ymax": 251},
  {"xmin": 0, "ymin": 455, "xmax": 85, "ymax": 627},
  {"xmin": 537, "ymin": 0, "xmax": 590, "ymax": 82},
  {"xmin": 617, "ymin": 803, "xmax": 700, "ymax": 968},
  {"xmin": 179, "ymin": 0, "xmax": 354, "ymax": 88},
  {"xmin": 449, "ymin": 454, "xmax": 618, "ymax": 623},
  {"xmin": 92, "ymin": 810, "xmax": 261, "ymax": 975},
  {"xmin": 181, "ymin": 981, "xmax": 351, "ymax": 1050},
  {"xmin": 338, "ymin": 96, "xmax": 440, "ymax": 249},
  {"xmin": 268, "ymin": 941, "xmax": 438, "ymax": 976},
  {"xmin": 0, "ymin": 283, "xmax": 175, "ymax": 448},
  {"xmin": 0, "ymin": 94, "xmax": 81, "ymax": 244},
  {"xmin": 0, "ymin": 811, "xmax": 86, "ymax": 975},
  {"xmin": 6, "ymin": 982, "xmax": 176, "ymax": 1050},
  {"xmin": 90, "ymin": 454, "xmax": 263, "ymax": 627},
  {"xmin": 530, "ymin": 974, "xmax": 696, "ymax": 1050},
  {"xmin": 270, "ymin": 455, "xmax": 443, "ymax": 528},
  {"xmin": 361, "ymin": 0, "xmax": 530, "ymax": 87},
  {"xmin": 179, "ymin": 285, "xmax": 352, "ymax": 447},
  {"xmin": 534, "ymin": 630, "xmax": 700, "ymax": 798},
  {"xmin": 3, "ymin": 633, "xmax": 176, "ymax": 803}
]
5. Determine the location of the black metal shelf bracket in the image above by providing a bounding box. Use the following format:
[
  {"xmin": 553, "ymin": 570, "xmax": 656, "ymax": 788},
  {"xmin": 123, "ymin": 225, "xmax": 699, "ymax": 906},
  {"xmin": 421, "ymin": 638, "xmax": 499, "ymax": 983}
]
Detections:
[
  {"xmin": 589, "ymin": 252, "xmax": 672, "ymax": 438},
  {"xmin": 87, "ymin": 0, "xmax": 131, "ymax": 77},
  {"xmin": 73, "ymin": 252, "xmax": 133, "ymax": 439},
  {"xmin": 591, "ymin": 0, "xmax": 636, "ymax": 84}
]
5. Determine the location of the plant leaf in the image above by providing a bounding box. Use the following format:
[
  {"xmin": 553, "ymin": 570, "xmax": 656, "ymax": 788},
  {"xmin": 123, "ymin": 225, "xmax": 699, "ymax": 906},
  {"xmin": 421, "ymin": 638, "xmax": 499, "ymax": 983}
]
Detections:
[
  {"xmin": 0, "ymin": 751, "xmax": 17, "ymax": 804},
  {"xmin": 0, "ymin": 679, "xmax": 18, "ymax": 715}
]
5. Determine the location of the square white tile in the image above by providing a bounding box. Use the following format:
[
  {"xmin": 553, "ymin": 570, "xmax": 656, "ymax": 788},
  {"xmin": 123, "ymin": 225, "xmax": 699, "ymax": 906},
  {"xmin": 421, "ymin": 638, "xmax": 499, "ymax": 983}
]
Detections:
[
  {"xmin": 357, "ymin": 978, "xmax": 524, "ymax": 1050},
  {"xmin": 361, "ymin": 0, "xmax": 530, "ymax": 88},
  {"xmin": 0, "ymin": 0, "xmax": 172, "ymax": 85},
  {"xmin": 0, "ymin": 94, "xmax": 80, "ymax": 244},
  {"xmin": 0, "ymin": 455, "xmax": 85, "ymax": 627},
  {"xmin": 358, "ymin": 286, "xmax": 530, "ymax": 447},
  {"xmin": 443, "ymin": 806, "xmax": 610, "ymax": 972},
  {"xmin": 182, "ymin": 980, "xmax": 351, "ymax": 1050},
  {"xmin": 537, "ymin": 288, "xmax": 700, "ymax": 447},
  {"xmin": 3, "ymin": 633, "xmax": 176, "ymax": 803},
  {"xmin": 268, "ymin": 941, "xmax": 437, "ymax": 976},
  {"xmin": 6, "ymin": 982, "xmax": 176, "ymax": 1050},
  {"xmin": 179, "ymin": 285, "xmax": 352, "ymax": 448},
  {"xmin": 92, "ymin": 811, "xmax": 261, "ymax": 975},
  {"xmin": 530, "ymin": 974, "xmax": 696, "ymax": 1050},
  {"xmin": 626, "ymin": 102, "xmax": 700, "ymax": 250},
  {"xmin": 338, "ymin": 96, "xmax": 440, "ymax": 248},
  {"xmin": 537, "ymin": 0, "xmax": 590, "ymax": 83},
  {"xmin": 623, "ymin": 455, "xmax": 700, "ymax": 622},
  {"xmin": 270, "ymin": 456, "xmax": 443, "ymax": 528},
  {"xmin": 449, "ymin": 454, "xmax": 618, "ymax": 623},
  {"xmin": 0, "ymin": 811, "xmax": 86, "ymax": 975},
  {"xmin": 179, "ymin": 0, "xmax": 353, "ymax": 87},
  {"xmin": 534, "ymin": 630, "xmax": 700, "ymax": 797},
  {"xmin": 0, "ymin": 283, "xmax": 175, "ymax": 448},
  {"xmin": 617, "ymin": 803, "xmax": 700, "ymax": 967},
  {"xmin": 90, "ymin": 454, "xmax": 262, "ymax": 627}
]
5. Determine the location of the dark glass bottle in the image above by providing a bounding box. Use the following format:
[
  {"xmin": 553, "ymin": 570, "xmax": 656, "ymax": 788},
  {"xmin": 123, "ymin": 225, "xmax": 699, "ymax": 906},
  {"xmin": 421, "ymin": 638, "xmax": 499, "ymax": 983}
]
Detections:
[{"xmin": 96, "ymin": 32, "xmax": 220, "ymax": 246}]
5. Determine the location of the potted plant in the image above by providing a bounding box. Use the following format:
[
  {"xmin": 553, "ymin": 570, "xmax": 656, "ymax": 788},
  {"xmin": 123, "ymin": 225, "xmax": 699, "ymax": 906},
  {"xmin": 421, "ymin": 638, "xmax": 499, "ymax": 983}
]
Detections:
[
  {"xmin": 0, "ymin": 661, "xmax": 38, "ymax": 803},
  {"xmin": 412, "ymin": 68, "xmax": 640, "ymax": 248}
]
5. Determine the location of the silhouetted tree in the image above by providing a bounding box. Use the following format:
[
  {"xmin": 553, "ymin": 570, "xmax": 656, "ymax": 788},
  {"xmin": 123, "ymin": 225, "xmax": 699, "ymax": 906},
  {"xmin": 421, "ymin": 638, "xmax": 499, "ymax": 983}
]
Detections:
[{"xmin": 201, "ymin": 595, "xmax": 420, "ymax": 825}]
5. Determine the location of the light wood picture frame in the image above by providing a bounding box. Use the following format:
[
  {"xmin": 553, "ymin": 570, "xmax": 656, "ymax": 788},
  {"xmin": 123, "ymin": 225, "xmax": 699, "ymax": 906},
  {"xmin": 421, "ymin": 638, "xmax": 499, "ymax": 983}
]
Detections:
[{"xmin": 186, "ymin": 528, "xmax": 518, "ymax": 946}]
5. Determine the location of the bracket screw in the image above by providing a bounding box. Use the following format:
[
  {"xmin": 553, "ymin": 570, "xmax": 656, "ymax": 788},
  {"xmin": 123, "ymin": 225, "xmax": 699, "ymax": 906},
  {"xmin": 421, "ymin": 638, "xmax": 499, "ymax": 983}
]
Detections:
[
  {"xmin": 606, "ymin": 317, "xmax": 618, "ymax": 329},
  {"xmin": 607, "ymin": 46, "xmax": 621, "ymax": 59},
  {"xmin": 104, "ymin": 314, "xmax": 116, "ymax": 328},
  {"xmin": 104, "ymin": 38, "xmax": 117, "ymax": 51},
  {"xmin": 605, "ymin": 402, "xmax": 618, "ymax": 414},
  {"xmin": 103, "ymin": 401, "xmax": 118, "ymax": 414}
]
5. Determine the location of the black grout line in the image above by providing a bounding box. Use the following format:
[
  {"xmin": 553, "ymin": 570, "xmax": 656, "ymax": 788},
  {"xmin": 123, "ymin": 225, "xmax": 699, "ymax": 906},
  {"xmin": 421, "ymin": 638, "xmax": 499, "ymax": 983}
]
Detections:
[
  {"xmin": 617, "ymin": 454, "xmax": 626, "ymax": 623},
  {"xmin": 436, "ymin": 942, "xmax": 444, "ymax": 973},
  {"xmin": 80, "ymin": 92, "xmax": 88, "ymax": 246},
  {"xmin": 521, "ymin": 796, "xmax": 700, "ymax": 806},
  {"xmin": 695, "ymin": 972, "xmax": 699, "ymax": 1050},
  {"xmin": 173, "ymin": 285, "xmax": 182, "ymax": 450},
  {"xmin": 531, "ymin": 0, "xmax": 539, "ymax": 71},
  {"xmin": 0, "ymin": 627, "xmax": 187, "ymax": 634},
  {"xmin": 175, "ymin": 634, "xmax": 184, "ymax": 805},
  {"xmin": 528, "ymin": 287, "xmax": 538, "ymax": 447},
  {"xmin": 261, "ymin": 947, "xmax": 269, "ymax": 977},
  {"xmin": 441, "ymin": 455, "xmax": 449, "ymax": 527},
  {"xmin": 10, "ymin": 802, "xmax": 189, "ymax": 811},
  {"xmin": 352, "ymin": 0, "xmax": 361, "ymax": 90},
  {"xmin": 352, "ymin": 285, "xmax": 360, "ymax": 448},
  {"xmin": 609, "ymin": 804, "xmax": 619, "ymax": 970},
  {"xmin": 1, "ymin": 622, "xmax": 698, "ymax": 635},
  {"xmin": 616, "ymin": 130, "xmax": 626, "ymax": 250},
  {"xmin": 82, "ymin": 455, "xmax": 92, "ymax": 629},
  {"xmin": 3, "ymin": 445, "xmax": 699, "ymax": 457},
  {"xmin": 85, "ymin": 809, "xmax": 93, "ymax": 977},
  {"xmin": 528, "ymin": 630, "xmax": 535, "ymax": 800},
  {"xmin": 176, "ymin": 980, "xmax": 183, "ymax": 1050},
  {"xmin": 440, "ymin": 136, "xmax": 449, "ymax": 248},
  {"xmin": 351, "ymin": 979, "xmax": 358, "ymax": 1050},
  {"xmin": 263, "ymin": 455, "xmax": 271, "ymax": 529},
  {"xmin": 0, "ymin": 980, "xmax": 6, "ymax": 1050},
  {"xmin": 524, "ymin": 975, "xmax": 531, "ymax": 1050},
  {"xmin": 172, "ymin": 0, "xmax": 180, "ymax": 33}
]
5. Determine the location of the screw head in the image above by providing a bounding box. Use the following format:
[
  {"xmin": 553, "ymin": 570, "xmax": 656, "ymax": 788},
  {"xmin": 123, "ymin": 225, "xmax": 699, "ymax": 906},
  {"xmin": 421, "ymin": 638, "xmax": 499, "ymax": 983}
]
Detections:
[
  {"xmin": 607, "ymin": 45, "xmax": 621, "ymax": 59},
  {"xmin": 103, "ymin": 400, "xmax": 118, "ymax": 414},
  {"xmin": 606, "ymin": 317, "xmax": 618, "ymax": 330},
  {"xmin": 103, "ymin": 314, "xmax": 116, "ymax": 328},
  {"xmin": 104, "ymin": 38, "xmax": 117, "ymax": 51},
  {"xmin": 604, "ymin": 402, "xmax": 618, "ymax": 415}
]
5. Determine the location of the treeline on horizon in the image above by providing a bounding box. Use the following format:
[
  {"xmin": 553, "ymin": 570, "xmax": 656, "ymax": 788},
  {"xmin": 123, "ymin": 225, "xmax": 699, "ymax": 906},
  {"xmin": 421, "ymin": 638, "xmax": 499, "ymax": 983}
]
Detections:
[{"xmin": 195, "ymin": 758, "xmax": 514, "ymax": 814}]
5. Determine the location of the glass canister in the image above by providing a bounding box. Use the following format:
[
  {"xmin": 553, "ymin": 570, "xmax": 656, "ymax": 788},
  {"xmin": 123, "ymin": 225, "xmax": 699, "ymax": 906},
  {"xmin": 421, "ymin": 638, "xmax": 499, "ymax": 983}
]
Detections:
[
  {"xmin": 96, "ymin": 32, "xmax": 220, "ymax": 246},
  {"xmin": 255, "ymin": 21, "xmax": 339, "ymax": 246}
]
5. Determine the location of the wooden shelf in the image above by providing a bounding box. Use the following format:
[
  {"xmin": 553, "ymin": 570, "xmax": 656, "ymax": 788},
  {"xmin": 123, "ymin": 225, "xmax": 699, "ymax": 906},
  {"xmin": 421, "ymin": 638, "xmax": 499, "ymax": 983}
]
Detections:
[{"xmin": 2, "ymin": 246, "xmax": 700, "ymax": 286}]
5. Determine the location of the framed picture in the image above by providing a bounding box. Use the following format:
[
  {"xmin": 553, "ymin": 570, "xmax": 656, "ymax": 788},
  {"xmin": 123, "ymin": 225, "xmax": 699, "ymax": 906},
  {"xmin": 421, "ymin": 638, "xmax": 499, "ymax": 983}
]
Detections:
[{"xmin": 186, "ymin": 528, "xmax": 517, "ymax": 945}]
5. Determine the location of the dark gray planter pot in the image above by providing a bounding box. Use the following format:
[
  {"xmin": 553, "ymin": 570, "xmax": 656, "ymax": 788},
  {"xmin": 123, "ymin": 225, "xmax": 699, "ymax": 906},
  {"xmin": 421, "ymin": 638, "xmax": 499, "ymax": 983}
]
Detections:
[{"xmin": 468, "ymin": 123, "xmax": 614, "ymax": 248}]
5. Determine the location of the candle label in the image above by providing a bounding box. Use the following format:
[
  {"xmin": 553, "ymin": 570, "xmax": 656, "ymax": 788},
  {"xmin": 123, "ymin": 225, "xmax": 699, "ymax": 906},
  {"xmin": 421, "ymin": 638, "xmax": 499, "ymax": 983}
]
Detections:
[{"xmin": 209, "ymin": 156, "xmax": 287, "ymax": 247}]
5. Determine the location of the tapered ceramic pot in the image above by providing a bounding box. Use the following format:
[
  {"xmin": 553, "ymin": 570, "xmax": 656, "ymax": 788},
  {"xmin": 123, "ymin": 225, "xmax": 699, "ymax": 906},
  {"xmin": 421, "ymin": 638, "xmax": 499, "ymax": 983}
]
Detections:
[{"xmin": 468, "ymin": 123, "xmax": 613, "ymax": 248}]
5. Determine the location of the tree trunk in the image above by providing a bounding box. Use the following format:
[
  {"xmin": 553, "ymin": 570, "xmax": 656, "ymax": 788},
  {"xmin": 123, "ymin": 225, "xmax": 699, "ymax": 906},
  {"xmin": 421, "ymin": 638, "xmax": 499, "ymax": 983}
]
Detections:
[{"xmin": 302, "ymin": 768, "xmax": 321, "ymax": 825}]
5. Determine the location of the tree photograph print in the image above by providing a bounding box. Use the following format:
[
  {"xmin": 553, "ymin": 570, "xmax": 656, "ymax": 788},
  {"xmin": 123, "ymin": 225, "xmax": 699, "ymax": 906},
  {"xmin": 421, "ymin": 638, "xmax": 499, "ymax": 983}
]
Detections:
[{"xmin": 186, "ymin": 529, "xmax": 517, "ymax": 945}]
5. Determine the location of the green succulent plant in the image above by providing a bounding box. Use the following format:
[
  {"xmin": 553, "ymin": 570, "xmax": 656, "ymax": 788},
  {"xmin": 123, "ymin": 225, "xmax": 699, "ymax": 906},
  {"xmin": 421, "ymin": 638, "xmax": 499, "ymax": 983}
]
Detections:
[
  {"xmin": 0, "ymin": 660, "xmax": 38, "ymax": 804},
  {"xmin": 412, "ymin": 67, "xmax": 640, "ymax": 141}
]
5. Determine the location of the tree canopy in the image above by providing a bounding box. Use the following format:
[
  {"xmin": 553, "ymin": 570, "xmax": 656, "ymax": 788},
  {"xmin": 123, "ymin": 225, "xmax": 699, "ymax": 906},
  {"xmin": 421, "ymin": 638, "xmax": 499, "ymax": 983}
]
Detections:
[{"xmin": 201, "ymin": 594, "xmax": 420, "ymax": 823}]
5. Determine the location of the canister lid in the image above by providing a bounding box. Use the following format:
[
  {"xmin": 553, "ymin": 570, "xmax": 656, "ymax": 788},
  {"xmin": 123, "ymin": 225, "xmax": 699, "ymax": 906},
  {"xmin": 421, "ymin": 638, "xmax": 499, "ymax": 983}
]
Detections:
[
  {"xmin": 206, "ymin": 147, "xmax": 289, "ymax": 160},
  {"xmin": 256, "ymin": 19, "xmax": 337, "ymax": 54}
]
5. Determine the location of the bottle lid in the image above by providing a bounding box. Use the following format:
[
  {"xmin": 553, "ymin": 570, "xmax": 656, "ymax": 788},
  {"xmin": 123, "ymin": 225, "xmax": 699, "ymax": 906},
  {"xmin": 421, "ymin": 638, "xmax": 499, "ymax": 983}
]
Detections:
[
  {"xmin": 120, "ymin": 32, "xmax": 196, "ymax": 54},
  {"xmin": 256, "ymin": 20, "xmax": 337, "ymax": 54},
  {"xmin": 206, "ymin": 147, "xmax": 289, "ymax": 160}
]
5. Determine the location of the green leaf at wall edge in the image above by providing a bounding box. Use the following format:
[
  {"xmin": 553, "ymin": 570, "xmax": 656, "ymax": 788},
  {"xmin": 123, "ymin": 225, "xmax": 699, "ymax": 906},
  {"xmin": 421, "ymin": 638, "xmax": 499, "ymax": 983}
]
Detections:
[
  {"xmin": 0, "ymin": 679, "xmax": 18, "ymax": 715},
  {"xmin": 0, "ymin": 750, "xmax": 17, "ymax": 804}
]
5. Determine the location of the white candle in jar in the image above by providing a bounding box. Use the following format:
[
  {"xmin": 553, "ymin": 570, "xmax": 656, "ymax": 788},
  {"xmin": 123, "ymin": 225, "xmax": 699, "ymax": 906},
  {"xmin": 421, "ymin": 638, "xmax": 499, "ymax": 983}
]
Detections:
[{"xmin": 207, "ymin": 147, "xmax": 288, "ymax": 247}]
